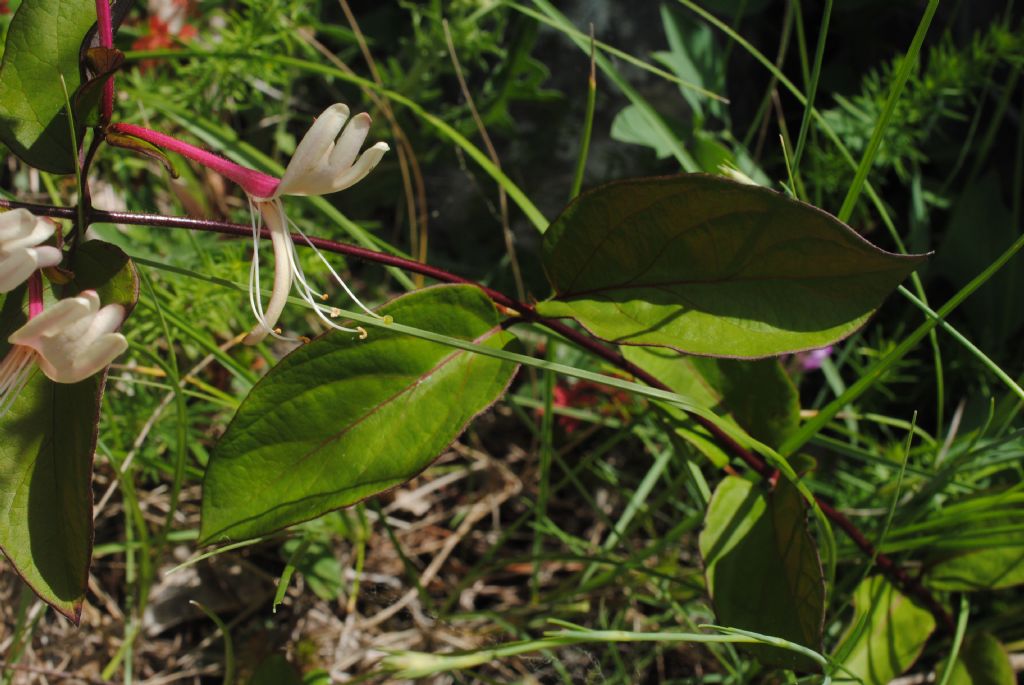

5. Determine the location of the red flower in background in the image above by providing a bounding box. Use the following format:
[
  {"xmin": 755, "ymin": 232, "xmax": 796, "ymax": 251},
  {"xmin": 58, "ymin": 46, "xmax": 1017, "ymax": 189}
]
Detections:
[
  {"xmin": 132, "ymin": 1, "xmax": 197, "ymax": 71},
  {"xmin": 542, "ymin": 380, "xmax": 633, "ymax": 433},
  {"xmin": 0, "ymin": 1, "xmax": 10, "ymax": 15}
]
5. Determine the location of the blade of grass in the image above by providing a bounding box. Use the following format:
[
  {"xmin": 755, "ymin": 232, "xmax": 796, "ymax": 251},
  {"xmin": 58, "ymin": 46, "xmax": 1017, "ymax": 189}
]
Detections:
[
  {"xmin": 836, "ymin": 0, "xmax": 940, "ymax": 223},
  {"xmin": 791, "ymin": 0, "xmax": 832, "ymax": 175},
  {"xmin": 569, "ymin": 28, "xmax": 597, "ymax": 200},
  {"xmin": 526, "ymin": 0, "xmax": 700, "ymax": 173},
  {"xmin": 506, "ymin": 1, "xmax": 729, "ymax": 103}
]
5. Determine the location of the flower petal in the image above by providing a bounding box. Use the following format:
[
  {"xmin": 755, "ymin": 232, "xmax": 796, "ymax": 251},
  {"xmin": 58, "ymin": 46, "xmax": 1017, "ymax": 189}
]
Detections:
[
  {"xmin": 0, "ymin": 210, "xmax": 57, "ymax": 254},
  {"xmin": 276, "ymin": 104, "xmax": 351, "ymax": 197},
  {"xmin": 0, "ymin": 250, "xmax": 40, "ymax": 293},
  {"xmin": 243, "ymin": 201, "xmax": 295, "ymax": 345},
  {"xmin": 328, "ymin": 112, "xmax": 371, "ymax": 172},
  {"xmin": 9, "ymin": 291, "xmax": 99, "ymax": 344},
  {"xmin": 40, "ymin": 332, "xmax": 128, "ymax": 384},
  {"xmin": 0, "ymin": 208, "xmax": 39, "ymax": 242},
  {"xmin": 328, "ymin": 141, "xmax": 390, "ymax": 192}
]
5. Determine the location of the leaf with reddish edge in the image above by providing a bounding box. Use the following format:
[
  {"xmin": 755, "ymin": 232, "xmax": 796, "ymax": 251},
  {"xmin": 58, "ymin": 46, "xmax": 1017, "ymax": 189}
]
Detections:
[
  {"xmin": 199, "ymin": 285, "xmax": 520, "ymax": 544},
  {"xmin": 539, "ymin": 174, "xmax": 926, "ymax": 358},
  {"xmin": 0, "ymin": 239, "xmax": 136, "ymax": 622}
]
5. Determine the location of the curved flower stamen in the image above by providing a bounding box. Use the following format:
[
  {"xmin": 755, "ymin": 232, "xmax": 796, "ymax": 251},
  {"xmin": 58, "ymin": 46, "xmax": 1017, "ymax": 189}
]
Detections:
[{"xmin": 110, "ymin": 103, "xmax": 390, "ymax": 345}]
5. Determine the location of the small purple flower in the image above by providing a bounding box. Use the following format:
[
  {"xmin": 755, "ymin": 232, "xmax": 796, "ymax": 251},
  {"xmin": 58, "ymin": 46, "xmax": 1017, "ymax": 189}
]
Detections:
[{"xmin": 797, "ymin": 346, "xmax": 834, "ymax": 372}]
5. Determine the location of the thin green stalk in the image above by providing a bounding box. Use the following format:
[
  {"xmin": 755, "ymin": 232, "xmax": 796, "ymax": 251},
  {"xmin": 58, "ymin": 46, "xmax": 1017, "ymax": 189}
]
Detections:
[
  {"xmin": 380, "ymin": 624, "xmax": 829, "ymax": 679},
  {"xmin": 273, "ymin": 537, "xmax": 311, "ymax": 613},
  {"xmin": 533, "ymin": 341, "xmax": 557, "ymax": 603},
  {"xmin": 139, "ymin": 270, "xmax": 190, "ymax": 555},
  {"xmin": 837, "ymin": 0, "xmax": 940, "ymax": 223},
  {"xmin": 965, "ymin": 65, "xmax": 1023, "ymax": 186},
  {"xmin": 191, "ymin": 601, "xmax": 235, "ymax": 685},
  {"xmin": 791, "ymin": 0, "xmax": 832, "ymax": 174},
  {"xmin": 506, "ymin": 1, "xmax": 728, "ymax": 102},
  {"xmin": 935, "ymin": 596, "xmax": 971, "ymax": 685},
  {"xmin": 58, "ymin": 75, "xmax": 86, "ymax": 236},
  {"xmin": 579, "ymin": 435, "xmax": 674, "ymax": 585},
  {"xmin": 899, "ymin": 285, "xmax": 1024, "ymax": 401},
  {"xmin": 569, "ymin": 31, "xmax": 597, "ymax": 200}
]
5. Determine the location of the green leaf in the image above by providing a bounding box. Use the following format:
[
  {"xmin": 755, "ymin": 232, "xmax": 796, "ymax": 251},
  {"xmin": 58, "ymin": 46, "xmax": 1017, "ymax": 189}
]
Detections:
[
  {"xmin": 926, "ymin": 546, "xmax": 1024, "ymax": 592},
  {"xmin": 539, "ymin": 175, "xmax": 925, "ymax": 358},
  {"xmin": 625, "ymin": 346, "xmax": 799, "ymax": 449},
  {"xmin": 0, "ymin": 0, "xmax": 97, "ymax": 173},
  {"xmin": 0, "ymin": 240, "xmax": 136, "ymax": 622},
  {"xmin": 835, "ymin": 576, "xmax": 936, "ymax": 685},
  {"xmin": 699, "ymin": 476, "xmax": 825, "ymax": 671},
  {"xmin": 939, "ymin": 632, "xmax": 1015, "ymax": 685},
  {"xmin": 58, "ymin": 239, "xmax": 140, "ymax": 311},
  {"xmin": 0, "ymin": 371, "xmax": 99, "ymax": 622},
  {"xmin": 610, "ymin": 104, "xmax": 680, "ymax": 160},
  {"xmin": 200, "ymin": 285, "xmax": 519, "ymax": 543}
]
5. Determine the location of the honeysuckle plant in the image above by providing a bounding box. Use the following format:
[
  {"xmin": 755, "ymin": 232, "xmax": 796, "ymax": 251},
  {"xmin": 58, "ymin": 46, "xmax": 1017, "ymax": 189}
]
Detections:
[
  {"xmin": 110, "ymin": 103, "xmax": 390, "ymax": 344},
  {"xmin": 4, "ymin": 1, "xmax": 1018, "ymax": 683}
]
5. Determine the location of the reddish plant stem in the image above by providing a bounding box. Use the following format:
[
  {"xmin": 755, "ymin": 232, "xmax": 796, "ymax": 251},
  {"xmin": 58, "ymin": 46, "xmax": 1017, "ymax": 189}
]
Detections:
[
  {"xmin": 0, "ymin": 198, "xmax": 954, "ymax": 631},
  {"xmin": 94, "ymin": 0, "xmax": 115, "ymax": 123}
]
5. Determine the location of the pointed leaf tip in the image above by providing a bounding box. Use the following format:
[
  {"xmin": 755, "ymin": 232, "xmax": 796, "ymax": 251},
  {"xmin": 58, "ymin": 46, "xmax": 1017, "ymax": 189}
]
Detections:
[{"xmin": 541, "ymin": 174, "xmax": 926, "ymax": 358}]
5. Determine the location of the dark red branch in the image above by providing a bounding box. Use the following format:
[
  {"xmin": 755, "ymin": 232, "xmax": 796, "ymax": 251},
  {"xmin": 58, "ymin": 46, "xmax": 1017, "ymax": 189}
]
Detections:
[{"xmin": 0, "ymin": 198, "xmax": 954, "ymax": 631}]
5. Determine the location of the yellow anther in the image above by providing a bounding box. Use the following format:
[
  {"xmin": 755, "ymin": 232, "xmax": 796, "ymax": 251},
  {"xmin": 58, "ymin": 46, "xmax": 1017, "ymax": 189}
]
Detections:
[
  {"xmin": 320, "ymin": 293, "xmax": 329, "ymax": 301},
  {"xmin": 382, "ymin": 315, "xmax": 394, "ymax": 325},
  {"xmin": 299, "ymin": 336, "xmax": 311, "ymax": 344},
  {"xmin": 273, "ymin": 327, "xmax": 282, "ymax": 334},
  {"xmin": 329, "ymin": 307, "xmax": 341, "ymax": 318},
  {"xmin": 357, "ymin": 326, "xmax": 368, "ymax": 340}
]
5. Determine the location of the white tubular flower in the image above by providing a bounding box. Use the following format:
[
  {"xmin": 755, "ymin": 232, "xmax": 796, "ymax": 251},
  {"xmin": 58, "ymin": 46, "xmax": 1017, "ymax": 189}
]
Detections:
[
  {"xmin": 243, "ymin": 104, "xmax": 389, "ymax": 345},
  {"xmin": 8, "ymin": 290, "xmax": 128, "ymax": 382},
  {"xmin": 1, "ymin": 291, "xmax": 128, "ymax": 416},
  {"xmin": 0, "ymin": 209, "xmax": 62, "ymax": 292}
]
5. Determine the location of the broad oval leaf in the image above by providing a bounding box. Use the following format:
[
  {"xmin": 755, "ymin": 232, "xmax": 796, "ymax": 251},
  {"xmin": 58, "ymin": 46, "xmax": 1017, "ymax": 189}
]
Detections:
[
  {"xmin": 539, "ymin": 175, "xmax": 926, "ymax": 357},
  {"xmin": 0, "ymin": 0, "xmax": 97, "ymax": 173},
  {"xmin": 699, "ymin": 476, "xmax": 825, "ymax": 671},
  {"xmin": 834, "ymin": 576, "xmax": 936, "ymax": 685},
  {"xmin": 200, "ymin": 285, "xmax": 519, "ymax": 544},
  {"xmin": 0, "ymin": 239, "xmax": 136, "ymax": 622}
]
